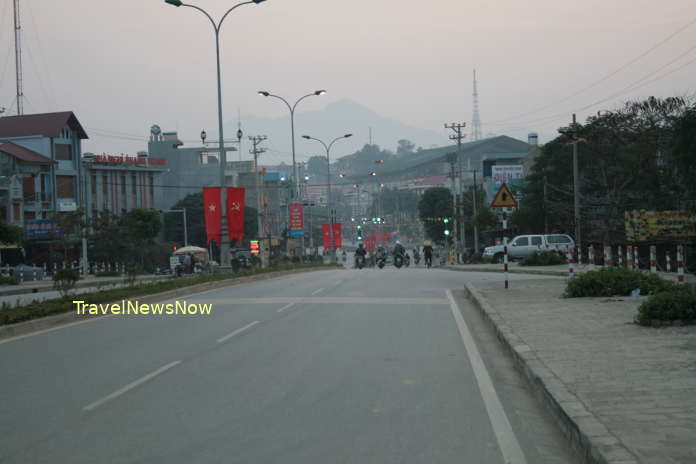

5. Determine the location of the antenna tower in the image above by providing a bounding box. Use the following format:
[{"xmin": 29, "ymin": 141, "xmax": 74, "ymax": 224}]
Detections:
[
  {"xmin": 471, "ymin": 69, "xmax": 481, "ymax": 141},
  {"xmin": 13, "ymin": 0, "xmax": 24, "ymax": 115}
]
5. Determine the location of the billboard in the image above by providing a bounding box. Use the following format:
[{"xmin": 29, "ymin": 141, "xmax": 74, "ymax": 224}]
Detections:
[
  {"xmin": 288, "ymin": 202, "xmax": 304, "ymax": 237},
  {"xmin": 491, "ymin": 165, "xmax": 524, "ymax": 201},
  {"xmin": 624, "ymin": 210, "xmax": 696, "ymax": 241}
]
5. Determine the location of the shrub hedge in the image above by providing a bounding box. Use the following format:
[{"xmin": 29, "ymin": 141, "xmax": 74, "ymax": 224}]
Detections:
[
  {"xmin": 519, "ymin": 251, "xmax": 566, "ymax": 266},
  {"xmin": 564, "ymin": 267, "xmax": 677, "ymax": 298},
  {"xmin": 636, "ymin": 284, "xmax": 696, "ymax": 326},
  {"xmin": 0, "ymin": 263, "xmax": 340, "ymax": 326}
]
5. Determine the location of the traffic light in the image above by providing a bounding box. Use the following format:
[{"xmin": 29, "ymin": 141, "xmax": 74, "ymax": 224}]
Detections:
[
  {"xmin": 443, "ymin": 218, "xmax": 450, "ymax": 237},
  {"xmin": 357, "ymin": 225, "xmax": 363, "ymax": 241},
  {"xmin": 172, "ymin": 246, "xmax": 177, "ymax": 251}
]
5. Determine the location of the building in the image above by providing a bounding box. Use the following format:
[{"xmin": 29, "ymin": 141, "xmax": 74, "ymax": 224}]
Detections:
[
  {"xmin": 82, "ymin": 153, "xmax": 166, "ymax": 215},
  {"xmin": 146, "ymin": 125, "xmax": 238, "ymax": 210},
  {"xmin": 0, "ymin": 112, "xmax": 88, "ymax": 231}
]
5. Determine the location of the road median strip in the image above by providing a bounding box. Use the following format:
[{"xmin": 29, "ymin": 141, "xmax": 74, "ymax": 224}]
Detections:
[{"xmin": 462, "ymin": 283, "xmax": 638, "ymax": 464}]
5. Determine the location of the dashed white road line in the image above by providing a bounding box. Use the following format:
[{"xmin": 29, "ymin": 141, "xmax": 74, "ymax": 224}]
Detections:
[
  {"xmin": 276, "ymin": 303, "xmax": 295, "ymax": 313},
  {"xmin": 445, "ymin": 289, "xmax": 527, "ymax": 464},
  {"xmin": 311, "ymin": 288, "xmax": 325, "ymax": 295},
  {"xmin": 216, "ymin": 320, "xmax": 260, "ymax": 343},
  {"xmin": 82, "ymin": 360, "xmax": 182, "ymax": 412}
]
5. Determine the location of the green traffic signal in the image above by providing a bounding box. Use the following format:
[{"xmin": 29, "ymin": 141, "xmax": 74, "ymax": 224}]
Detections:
[
  {"xmin": 443, "ymin": 218, "xmax": 450, "ymax": 224},
  {"xmin": 444, "ymin": 230, "xmax": 450, "ymax": 236}
]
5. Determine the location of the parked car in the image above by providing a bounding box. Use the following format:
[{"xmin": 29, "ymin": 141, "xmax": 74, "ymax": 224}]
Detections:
[{"xmin": 482, "ymin": 234, "xmax": 575, "ymax": 263}]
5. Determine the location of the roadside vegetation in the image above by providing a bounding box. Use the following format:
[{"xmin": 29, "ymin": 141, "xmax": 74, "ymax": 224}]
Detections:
[
  {"xmin": 563, "ymin": 267, "xmax": 696, "ymax": 326},
  {"xmin": 0, "ymin": 263, "xmax": 339, "ymax": 326}
]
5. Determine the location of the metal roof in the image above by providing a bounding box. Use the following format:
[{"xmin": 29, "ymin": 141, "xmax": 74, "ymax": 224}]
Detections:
[
  {"xmin": 0, "ymin": 111, "xmax": 88, "ymax": 139},
  {"xmin": 0, "ymin": 140, "xmax": 56, "ymax": 164}
]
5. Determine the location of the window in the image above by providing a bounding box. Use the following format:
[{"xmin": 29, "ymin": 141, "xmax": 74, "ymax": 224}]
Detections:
[
  {"xmin": 513, "ymin": 237, "xmax": 529, "ymax": 246},
  {"xmin": 24, "ymin": 211, "xmax": 35, "ymax": 220},
  {"xmin": 13, "ymin": 203, "xmax": 20, "ymax": 221},
  {"xmin": 56, "ymin": 175, "xmax": 75, "ymax": 199},
  {"xmin": 55, "ymin": 144, "xmax": 73, "ymax": 161},
  {"xmin": 558, "ymin": 235, "xmax": 572, "ymax": 243},
  {"xmin": 531, "ymin": 236, "xmax": 542, "ymax": 246}
]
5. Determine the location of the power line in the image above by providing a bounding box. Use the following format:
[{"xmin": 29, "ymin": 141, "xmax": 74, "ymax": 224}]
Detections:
[{"xmin": 487, "ymin": 16, "xmax": 696, "ymax": 127}]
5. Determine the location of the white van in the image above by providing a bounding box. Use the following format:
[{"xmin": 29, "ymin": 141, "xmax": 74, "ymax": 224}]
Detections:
[{"xmin": 482, "ymin": 234, "xmax": 575, "ymax": 263}]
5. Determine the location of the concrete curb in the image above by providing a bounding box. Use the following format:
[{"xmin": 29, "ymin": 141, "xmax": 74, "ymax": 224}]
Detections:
[
  {"xmin": 462, "ymin": 283, "xmax": 639, "ymax": 464},
  {"xmin": 445, "ymin": 265, "xmax": 567, "ymax": 277},
  {"xmin": 0, "ymin": 266, "xmax": 340, "ymax": 341},
  {"xmin": 0, "ymin": 275, "xmax": 169, "ymax": 298}
]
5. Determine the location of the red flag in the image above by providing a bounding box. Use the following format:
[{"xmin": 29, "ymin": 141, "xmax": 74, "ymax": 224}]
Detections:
[
  {"xmin": 332, "ymin": 223, "xmax": 342, "ymax": 249},
  {"xmin": 227, "ymin": 187, "xmax": 245, "ymax": 246},
  {"xmin": 203, "ymin": 187, "xmax": 221, "ymax": 244},
  {"xmin": 322, "ymin": 224, "xmax": 330, "ymax": 251}
]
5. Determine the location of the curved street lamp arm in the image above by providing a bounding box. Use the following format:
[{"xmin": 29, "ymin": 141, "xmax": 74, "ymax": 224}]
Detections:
[
  {"xmin": 327, "ymin": 136, "xmax": 347, "ymax": 153},
  {"xmin": 292, "ymin": 93, "xmax": 320, "ymax": 114},
  {"xmin": 267, "ymin": 94, "xmax": 293, "ymax": 113},
  {"xmin": 180, "ymin": 2, "xmax": 217, "ymax": 31},
  {"xmin": 304, "ymin": 136, "xmax": 329, "ymax": 154},
  {"xmin": 219, "ymin": 1, "xmax": 256, "ymax": 31}
]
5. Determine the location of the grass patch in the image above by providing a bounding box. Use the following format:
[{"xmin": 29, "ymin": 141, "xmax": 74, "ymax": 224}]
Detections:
[
  {"xmin": 564, "ymin": 267, "xmax": 677, "ymax": 298},
  {"xmin": 519, "ymin": 251, "xmax": 566, "ymax": 266},
  {"xmin": 0, "ymin": 263, "xmax": 339, "ymax": 326},
  {"xmin": 636, "ymin": 284, "xmax": 696, "ymax": 326}
]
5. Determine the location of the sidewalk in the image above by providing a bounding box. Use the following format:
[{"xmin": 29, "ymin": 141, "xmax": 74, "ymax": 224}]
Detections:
[
  {"xmin": 464, "ymin": 278, "xmax": 696, "ymax": 464},
  {"xmin": 447, "ymin": 262, "xmax": 696, "ymax": 282},
  {"xmin": 0, "ymin": 274, "xmax": 169, "ymax": 297}
]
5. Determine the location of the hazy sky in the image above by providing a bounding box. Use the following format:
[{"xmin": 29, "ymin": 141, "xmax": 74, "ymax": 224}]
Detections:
[{"xmin": 0, "ymin": 0, "xmax": 694, "ymax": 164}]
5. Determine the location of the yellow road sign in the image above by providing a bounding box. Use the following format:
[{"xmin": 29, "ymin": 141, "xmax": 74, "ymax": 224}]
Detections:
[{"xmin": 490, "ymin": 183, "xmax": 518, "ymax": 208}]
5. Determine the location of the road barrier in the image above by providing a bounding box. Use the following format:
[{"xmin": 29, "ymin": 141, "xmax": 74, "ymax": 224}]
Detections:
[
  {"xmin": 566, "ymin": 246, "xmax": 575, "ymax": 277},
  {"xmin": 649, "ymin": 246, "xmax": 657, "ymax": 273},
  {"xmin": 604, "ymin": 245, "xmax": 612, "ymax": 267},
  {"xmin": 677, "ymin": 245, "xmax": 685, "ymax": 283},
  {"xmin": 588, "ymin": 245, "xmax": 595, "ymax": 270},
  {"xmin": 617, "ymin": 245, "xmax": 623, "ymax": 266},
  {"xmin": 666, "ymin": 251, "xmax": 672, "ymax": 273}
]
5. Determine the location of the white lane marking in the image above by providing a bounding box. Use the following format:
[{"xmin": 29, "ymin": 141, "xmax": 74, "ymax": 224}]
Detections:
[
  {"xmin": 445, "ymin": 289, "xmax": 527, "ymax": 464},
  {"xmin": 83, "ymin": 360, "xmax": 181, "ymax": 412},
  {"xmin": 0, "ymin": 315, "xmax": 118, "ymax": 346},
  {"xmin": 216, "ymin": 320, "xmax": 259, "ymax": 343},
  {"xmin": 276, "ymin": 303, "xmax": 295, "ymax": 313},
  {"xmin": 311, "ymin": 288, "xmax": 325, "ymax": 295}
]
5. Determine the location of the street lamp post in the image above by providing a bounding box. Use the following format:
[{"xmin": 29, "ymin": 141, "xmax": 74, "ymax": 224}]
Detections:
[
  {"xmin": 302, "ymin": 134, "xmax": 352, "ymax": 260},
  {"xmin": 164, "ymin": 209, "xmax": 189, "ymax": 247},
  {"xmin": 257, "ymin": 90, "xmax": 326, "ymax": 198},
  {"xmin": 164, "ymin": 0, "xmax": 266, "ymax": 266}
]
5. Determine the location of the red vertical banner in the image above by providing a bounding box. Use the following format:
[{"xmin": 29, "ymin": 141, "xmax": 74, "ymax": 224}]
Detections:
[
  {"xmin": 203, "ymin": 187, "xmax": 221, "ymax": 244},
  {"xmin": 322, "ymin": 224, "xmax": 330, "ymax": 251},
  {"xmin": 382, "ymin": 232, "xmax": 389, "ymax": 243},
  {"xmin": 288, "ymin": 202, "xmax": 304, "ymax": 237},
  {"xmin": 226, "ymin": 187, "xmax": 245, "ymax": 246},
  {"xmin": 332, "ymin": 223, "xmax": 342, "ymax": 249}
]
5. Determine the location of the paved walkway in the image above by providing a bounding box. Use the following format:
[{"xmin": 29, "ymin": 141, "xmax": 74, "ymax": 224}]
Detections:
[
  {"xmin": 0, "ymin": 274, "xmax": 169, "ymax": 298},
  {"xmin": 466, "ymin": 278, "xmax": 696, "ymax": 464}
]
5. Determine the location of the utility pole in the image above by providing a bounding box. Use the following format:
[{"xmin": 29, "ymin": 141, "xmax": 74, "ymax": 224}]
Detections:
[
  {"xmin": 13, "ymin": 0, "xmax": 24, "ymax": 115},
  {"xmin": 559, "ymin": 114, "xmax": 583, "ymax": 251},
  {"xmin": 464, "ymin": 169, "xmax": 480, "ymax": 254},
  {"xmin": 445, "ymin": 122, "xmax": 467, "ymax": 261},
  {"xmin": 249, "ymin": 135, "xmax": 267, "ymax": 267},
  {"xmin": 543, "ymin": 175, "xmax": 548, "ymax": 234},
  {"xmin": 446, "ymin": 152, "xmax": 457, "ymax": 263}
]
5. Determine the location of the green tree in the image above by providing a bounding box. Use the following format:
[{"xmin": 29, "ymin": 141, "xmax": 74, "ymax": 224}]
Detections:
[
  {"xmin": 396, "ymin": 139, "xmax": 415, "ymax": 157},
  {"xmin": 306, "ymin": 155, "xmax": 328, "ymax": 177},
  {"xmin": 418, "ymin": 187, "xmax": 453, "ymax": 242},
  {"xmin": 0, "ymin": 220, "xmax": 23, "ymax": 245}
]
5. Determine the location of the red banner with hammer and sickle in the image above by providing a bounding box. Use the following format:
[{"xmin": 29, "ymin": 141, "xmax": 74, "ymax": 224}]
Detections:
[
  {"xmin": 226, "ymin": 187, "xmax": 245, "ymax": 246},
  {"xmin": 203, "ymin": 187, "xmax": 221, "ymax": 244}
]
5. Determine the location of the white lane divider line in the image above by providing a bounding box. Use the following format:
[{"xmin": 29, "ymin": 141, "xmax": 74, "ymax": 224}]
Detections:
[
  {"xmin": 311, "ymin": 288, "xmax": 325, "ymax": 295},
  {"xmin": 216, "ymin": 320, "xmax": 260, "ymax": 343},
  {"xmin": 276, "ymin": 303, "xmax": 295, "ymax": 313},
  {"xmin": 445, "ymin": 289, "xmax": 528, "ymax": 464},
  {"xmin": 83, "ymin": 360, "xmax": 182, "ymax": 412}
]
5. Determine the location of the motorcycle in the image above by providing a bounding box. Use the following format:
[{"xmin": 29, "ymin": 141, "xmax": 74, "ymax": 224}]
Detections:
[
  {"xmin": 356, "ymin": 255, "xmax": 365, "ymax": 269},
  {"xmin": 394, "ymin": 254, "xmax": 404, "ymax": 269},
  {"xmin": 377, "ymin": 255, "xmax": 386, "ymax": 269},
  {"xmin": 404, "ymin": 253, "xmax": 411, "ymax": 267},
  {"xmin": 414, "ymin": 254, "xmax": 421, "ymax": 265}
]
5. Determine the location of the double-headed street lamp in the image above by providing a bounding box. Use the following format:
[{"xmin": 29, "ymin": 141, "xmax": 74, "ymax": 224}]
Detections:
[
  {"xmin": 164, "ymin": 0, "xmax": 266, "ymax": 266},
  {"xmin": 302, "ymin": 134, "xmax": 352, "ymax": 259},
  {"xmin": 257, "ymin": 90, "xmax": 326, "ymax": 198}
]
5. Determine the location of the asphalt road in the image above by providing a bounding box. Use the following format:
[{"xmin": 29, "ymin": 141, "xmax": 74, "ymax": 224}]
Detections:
[{"xmin": 0, "ymin": 267, "xmax": 580, "ymax": 464}]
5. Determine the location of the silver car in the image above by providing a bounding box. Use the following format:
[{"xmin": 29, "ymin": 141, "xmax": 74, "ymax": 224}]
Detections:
[{"xmin": 482, "ymin": 234, "xmax": 575, "ymax": 263}]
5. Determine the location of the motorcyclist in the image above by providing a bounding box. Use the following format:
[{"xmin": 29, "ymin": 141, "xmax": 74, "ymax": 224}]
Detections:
[
  {"xmin": 393, "ymin": 240, "xmax": 406, "ymax": 258},
  {"xmin": 354, "ymin": 243, "xmax": 367, "ymax": 268},
  {"xmin": 413, "ymin": 247, "xmax": 420, "ymax": 262},
  {"xmin": 341, "ymin": 249, "xmax": 347, "ymax": 262},
  {"xmin": 376, "ymin": 246, "xmax": 387, "ymax": 260},
  {"xmin": 423, "ymin": 242, "xmax": 434, "ymax": 267}
]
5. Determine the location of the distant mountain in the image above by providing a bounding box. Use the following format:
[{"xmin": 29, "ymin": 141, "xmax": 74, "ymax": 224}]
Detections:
[{"xmin": 225, "ymin": 99, "xmax": 444, "ymax": 164}]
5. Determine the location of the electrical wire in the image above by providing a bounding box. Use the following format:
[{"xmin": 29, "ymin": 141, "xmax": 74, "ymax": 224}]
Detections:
[{"xmin": 487, "ymin": 15, "xmax": 696, "ymax": 125}]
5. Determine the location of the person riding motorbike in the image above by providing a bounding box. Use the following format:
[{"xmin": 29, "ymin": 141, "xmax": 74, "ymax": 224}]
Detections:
[
  {"xmin": 413, "ymin": 247, "xmax": 421, "ymax": 264},
  {"xmin": 393, "ymin": 241, "xmax": 406, "ymax": 258},
  {"xmin": 376, "ymin": 246, "xmax": 387, "ymax": 268},
  {"xmin": 341, "ymin": 249, "xmax": 347, "ymax": 263},
  {"xmin": 423, "ymin": 243, "xmax": 434, "ymax": 268},
  {"xmin": 354, "ymin": 243, "xmax": 367, "ymax": 268}
]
